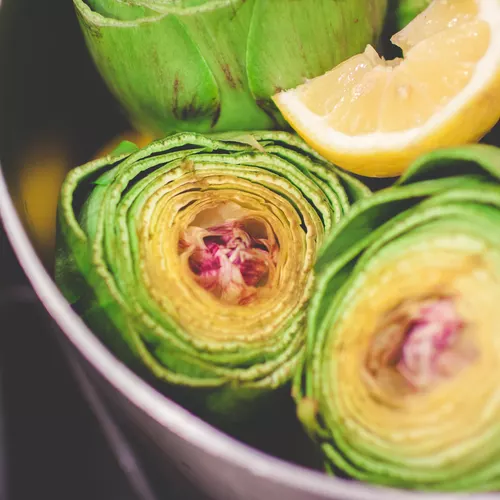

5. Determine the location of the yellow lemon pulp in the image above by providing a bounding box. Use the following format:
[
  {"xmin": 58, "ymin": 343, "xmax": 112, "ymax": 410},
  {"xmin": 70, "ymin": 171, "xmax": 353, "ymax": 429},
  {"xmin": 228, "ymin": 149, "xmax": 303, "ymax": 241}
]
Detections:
[{"xmin": 273, "ymin": 0, "xmax": 500, "ymax": 177}]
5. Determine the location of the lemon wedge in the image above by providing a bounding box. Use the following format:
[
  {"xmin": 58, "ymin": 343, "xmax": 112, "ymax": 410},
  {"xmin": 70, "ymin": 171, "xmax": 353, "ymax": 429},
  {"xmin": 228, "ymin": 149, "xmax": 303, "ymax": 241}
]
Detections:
[{"xmin": 273, "ymin": 0, "xmax": 500, "ymax": 177}]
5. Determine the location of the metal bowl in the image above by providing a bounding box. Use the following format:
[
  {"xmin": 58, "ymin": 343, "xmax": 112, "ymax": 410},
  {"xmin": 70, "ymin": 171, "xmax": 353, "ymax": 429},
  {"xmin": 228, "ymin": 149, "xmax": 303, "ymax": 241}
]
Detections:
[{"xmin": 0, "ymin": 1, "xmax": 492, "ymax": 499}]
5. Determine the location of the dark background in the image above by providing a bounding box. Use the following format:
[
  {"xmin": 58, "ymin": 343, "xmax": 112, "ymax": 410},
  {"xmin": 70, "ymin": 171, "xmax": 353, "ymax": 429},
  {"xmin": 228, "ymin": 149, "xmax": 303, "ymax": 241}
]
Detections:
[
  {"xmin": 0, "ymin": 0, "xmax": 140, "ymax": 495},
  {"xmin": 0, "ymin": 226, "xmax": 145, "ymax": 500}
]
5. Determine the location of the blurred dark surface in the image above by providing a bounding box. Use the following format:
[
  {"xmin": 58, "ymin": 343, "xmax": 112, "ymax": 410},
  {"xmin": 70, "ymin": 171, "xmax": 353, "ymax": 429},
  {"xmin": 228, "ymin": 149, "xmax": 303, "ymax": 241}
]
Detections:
[
  {"xmin": 0, "ymin": 226, "xmax": 146, "ymax": 500},
  {"xmin": 0, "ymin": 0, "xmax": 129, "ymax": 165}
]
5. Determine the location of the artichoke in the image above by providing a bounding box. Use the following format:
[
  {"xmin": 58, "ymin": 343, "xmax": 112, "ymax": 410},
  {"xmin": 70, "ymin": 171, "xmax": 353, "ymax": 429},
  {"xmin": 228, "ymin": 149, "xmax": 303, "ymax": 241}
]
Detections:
[
  {"xmin": 56, "ymin": 131, "xmax": 368, "ymax": 418},
  {"xmin": 72, "ymin": 0, "xmax": 388, "ymax": 136},
  {"xmin": 295, "ymin": 144, "xmax": 500, "ymax": 491}
]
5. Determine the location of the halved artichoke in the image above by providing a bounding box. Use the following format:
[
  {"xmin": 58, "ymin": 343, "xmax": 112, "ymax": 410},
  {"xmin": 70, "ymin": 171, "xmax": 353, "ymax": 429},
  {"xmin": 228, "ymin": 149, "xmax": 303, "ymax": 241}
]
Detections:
[
  {"xmin": 295, "ymin": 144, "xmax": 500, "ymax": 491},
  {"xmin": 73, "ymin": 0, "xmax": 388, "ymax": 136},
  {"xmin": 56, "ymin": 131, "xmax": 368, "ymax": 417}
]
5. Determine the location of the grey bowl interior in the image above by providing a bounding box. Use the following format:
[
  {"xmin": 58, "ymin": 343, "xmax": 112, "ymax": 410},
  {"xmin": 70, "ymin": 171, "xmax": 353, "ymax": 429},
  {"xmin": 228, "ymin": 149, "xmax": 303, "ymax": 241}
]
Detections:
[{"xmin": 0, "ymin": 1, "xmax": 499, "ymax": 499}]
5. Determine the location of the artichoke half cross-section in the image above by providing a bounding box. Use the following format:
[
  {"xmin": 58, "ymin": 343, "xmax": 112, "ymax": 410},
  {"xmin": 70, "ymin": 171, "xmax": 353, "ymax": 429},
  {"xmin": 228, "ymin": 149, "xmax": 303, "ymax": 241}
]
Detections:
[
  {"xmin": 73, "ymin": 0, "xmax": 388, "ymax": 136},
  {"xmin": 295, "ymin": 144, "xmax": 500, "ymax": 491},
  {"xmin": 56, "ymin": 132, "xmax": 368, "ymax": 418}
]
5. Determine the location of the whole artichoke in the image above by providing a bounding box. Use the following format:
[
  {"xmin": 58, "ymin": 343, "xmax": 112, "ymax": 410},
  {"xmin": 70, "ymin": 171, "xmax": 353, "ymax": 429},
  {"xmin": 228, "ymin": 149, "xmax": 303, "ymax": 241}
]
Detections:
[
  {"xmin": 295, "ymin": 144, "xmax": 500, "ymax": 490},
  {"xmin": 56, "ymin": 131, "xmax": 368, "ymax": 418},
  {"xmin": 73, "ymin": 0, "xmax": 388, "ymax": 136}
]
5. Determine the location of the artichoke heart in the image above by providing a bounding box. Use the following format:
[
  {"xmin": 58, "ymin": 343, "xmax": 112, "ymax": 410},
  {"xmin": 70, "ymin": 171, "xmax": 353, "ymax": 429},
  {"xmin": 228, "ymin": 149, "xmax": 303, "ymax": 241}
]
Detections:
[
  {"xmin": 296, "ymin": 144, "xmax": 500, "ymax": 491},
  {"xmin": 73, "ymin": 0, "xmax": 387, "ymax": 136},
  {"xmin": 56, "ymin": 131, "xmax": 368, "ymax": 417}
]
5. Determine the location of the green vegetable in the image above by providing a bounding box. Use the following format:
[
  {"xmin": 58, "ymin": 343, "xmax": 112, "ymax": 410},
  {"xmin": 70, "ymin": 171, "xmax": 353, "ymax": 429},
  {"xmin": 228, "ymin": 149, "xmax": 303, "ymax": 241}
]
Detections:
[
  {"xmin": 295, "ymin": 144, "xmax": 500, "ymax": 491},
  {"xmin": 56, "ymin": 131, "xmax": 368, "ymax": 418},
  {"xmin": 73, "ymin": 0, "xmax": 388, "ymax": 136},
  {"xmin": 395, "ymin": 0, "xmax": 432, "ymax": 30}
]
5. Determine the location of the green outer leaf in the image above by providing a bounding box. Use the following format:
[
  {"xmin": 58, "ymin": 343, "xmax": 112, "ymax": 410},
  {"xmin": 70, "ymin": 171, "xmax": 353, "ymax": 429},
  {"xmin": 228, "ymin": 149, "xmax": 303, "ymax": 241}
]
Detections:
[
  {"xmin": 108, "ymin": 140, "xmax": 140, "ymax": 157},
  {"xmin": 73, "ymin": 0, "xmax": 387, "ymax": 136},
  {"xmin": 394, "ymin": 0, "xmax": 432, "ymax": 30},
  {"xmin": 296, "ymin": 144, "xmax": 500, "ymax": 490},
  {"xmin": 56, "ymin": 131, "xmax": 368, "ymax": 419}
]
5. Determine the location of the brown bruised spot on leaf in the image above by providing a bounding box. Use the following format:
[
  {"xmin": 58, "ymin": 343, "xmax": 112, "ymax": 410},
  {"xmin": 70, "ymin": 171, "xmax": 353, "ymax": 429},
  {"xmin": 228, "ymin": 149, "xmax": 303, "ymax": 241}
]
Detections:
[
  {"xmin": 172, "ymin": 77, "xmax": 220, "ymax": 122},
  {"xmin": 255, "ymin": 99, "xmax": 282, "ymax": 129},
  {"xmin": 229, "ymin": 0, "xmax": 247, "ymax": 21},
  {"xmin": 172, "ymin": 77, "xmax": 181, "ymax": 118},
  {"xmin": 210, "ymin": 103, "xmax": 222, "ymax": 128},
  {"xmin": 221, "ymin": 63, "xmax": 238, "ymax": 89}
]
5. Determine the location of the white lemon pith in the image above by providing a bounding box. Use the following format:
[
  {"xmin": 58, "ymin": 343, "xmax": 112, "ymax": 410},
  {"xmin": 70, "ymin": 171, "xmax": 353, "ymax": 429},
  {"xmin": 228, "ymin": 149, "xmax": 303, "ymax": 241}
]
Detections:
[{"xmin": 273, "ymin": 0, "xmax": 500, "ymax": 177}]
